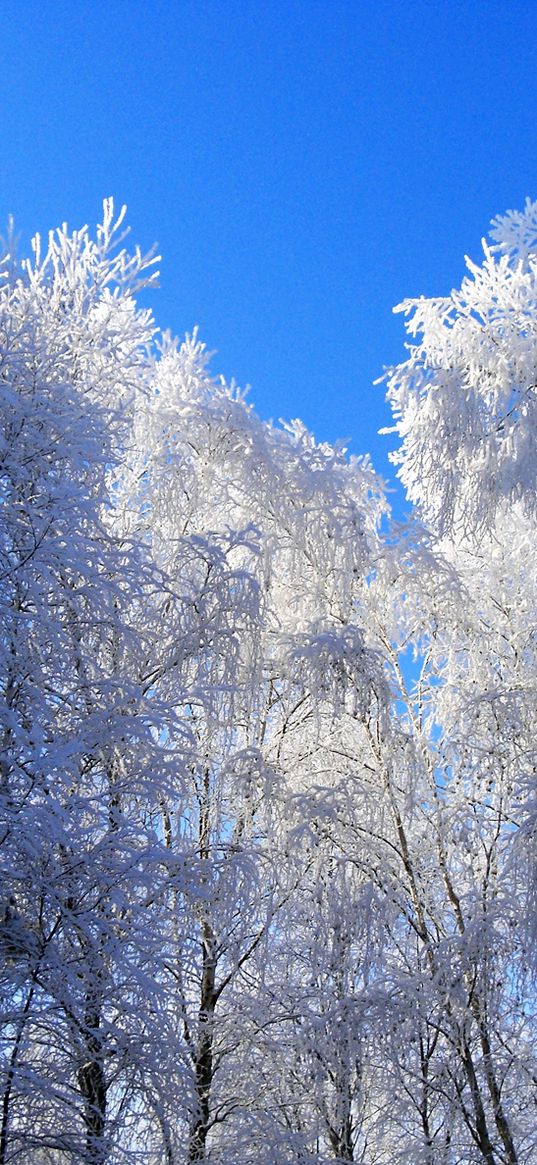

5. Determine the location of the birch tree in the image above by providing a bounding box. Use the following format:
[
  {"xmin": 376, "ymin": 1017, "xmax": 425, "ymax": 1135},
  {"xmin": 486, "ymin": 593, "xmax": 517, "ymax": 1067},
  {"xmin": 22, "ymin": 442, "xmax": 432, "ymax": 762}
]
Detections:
[
  {"xmin": 0, "ymin": 204, "xmax": 187, "ymax": 1164},
  {"xmin": 369, "ymin": 198, "xmax": 537, "ymax": 1164},
  {"xmin": 112, "ymin": 330, "xmax": 387, "ymax": 1162}
]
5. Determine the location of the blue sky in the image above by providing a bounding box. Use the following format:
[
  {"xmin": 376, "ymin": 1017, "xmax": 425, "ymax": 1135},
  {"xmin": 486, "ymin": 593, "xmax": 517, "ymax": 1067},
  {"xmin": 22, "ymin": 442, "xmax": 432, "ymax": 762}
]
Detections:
[{"xmin": 3, "ymin": 0, "xmax": 537, "ymax": 508}]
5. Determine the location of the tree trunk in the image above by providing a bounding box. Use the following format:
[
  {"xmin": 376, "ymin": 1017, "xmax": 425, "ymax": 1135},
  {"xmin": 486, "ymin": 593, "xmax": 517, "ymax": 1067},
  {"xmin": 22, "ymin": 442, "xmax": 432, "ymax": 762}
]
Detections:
[
  {"xmin": 188, "ymin": 920, "xmax": 217, "ymax": 1162},
  {"xmin": 0, "ymin": 983, "xmax": 34, "ymax": 1165},
  {"xmin": 78, "ymin": 992, "xmax": 107, "ymax": 1165}
]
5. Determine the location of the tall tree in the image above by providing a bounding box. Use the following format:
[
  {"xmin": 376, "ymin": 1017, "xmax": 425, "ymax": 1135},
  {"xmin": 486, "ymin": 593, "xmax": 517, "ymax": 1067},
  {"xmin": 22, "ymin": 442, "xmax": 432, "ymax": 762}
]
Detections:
[
  {"xmin": 0, "ymin": 203, "xmax": 185, "ymax": 1164},
  {"xmin": 113, "ymin": 330, "xmax": 387, "ymax": 1162},
  {"xmin": 370, "ymin": 197, "xmax": 537, "ymax": 1164}
]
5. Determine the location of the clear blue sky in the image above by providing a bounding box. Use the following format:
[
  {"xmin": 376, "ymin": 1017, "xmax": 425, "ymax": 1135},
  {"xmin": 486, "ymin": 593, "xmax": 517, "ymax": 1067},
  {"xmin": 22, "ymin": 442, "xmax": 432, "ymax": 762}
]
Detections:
[{"xmin": 3, "ymin": 0, "xmax": 537, "ymax": 507}]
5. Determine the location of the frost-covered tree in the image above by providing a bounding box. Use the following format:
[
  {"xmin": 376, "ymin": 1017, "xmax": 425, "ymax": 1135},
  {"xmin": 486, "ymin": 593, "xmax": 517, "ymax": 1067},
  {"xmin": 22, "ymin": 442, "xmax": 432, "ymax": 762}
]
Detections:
[
  {"xmin": 372, "ymin": 198, "xmax": 537, "ymax": 1165},
  {"xmin": 0, "ymin": 204, "xmax": 189, "ymax": 1165},
  {"xmin": 113, "ymin": 330, "xmax": 387, "ymax": 1163}
]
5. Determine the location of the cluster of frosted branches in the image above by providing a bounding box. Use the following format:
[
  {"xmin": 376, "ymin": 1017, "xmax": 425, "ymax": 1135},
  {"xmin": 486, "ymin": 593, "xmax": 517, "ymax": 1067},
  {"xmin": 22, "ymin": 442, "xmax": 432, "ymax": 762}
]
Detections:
[{"xmin": 1, "ymin": 200, "xmax": 536, "ymax": 1165}]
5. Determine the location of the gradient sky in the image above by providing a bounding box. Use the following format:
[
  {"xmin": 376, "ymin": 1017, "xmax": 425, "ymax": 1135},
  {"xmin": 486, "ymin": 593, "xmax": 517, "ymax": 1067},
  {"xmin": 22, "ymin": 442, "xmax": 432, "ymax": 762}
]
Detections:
[{"xmin": 3, "ymin": 0, "xmax": 537, "ymax": 510}]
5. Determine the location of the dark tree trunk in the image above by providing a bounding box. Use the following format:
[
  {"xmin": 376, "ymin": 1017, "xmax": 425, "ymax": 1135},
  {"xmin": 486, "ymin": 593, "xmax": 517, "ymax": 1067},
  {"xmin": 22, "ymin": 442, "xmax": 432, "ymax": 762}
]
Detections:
[
  {"xmin": 188, "ymin": 920, "xmax": 217, "ymax": 1162},
  {"xmin": 78, "ymin": 995, "xmax": 107, "ymax": 1165}
]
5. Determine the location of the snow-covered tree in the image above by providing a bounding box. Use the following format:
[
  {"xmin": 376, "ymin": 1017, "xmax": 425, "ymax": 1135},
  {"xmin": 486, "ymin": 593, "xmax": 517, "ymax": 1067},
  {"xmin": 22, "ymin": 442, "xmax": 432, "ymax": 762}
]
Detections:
[
  {"xmin": 0, "ymin": 203, "xmax": 188, "ymax": 1165},
  {"xmin": 113, "ymin": 329, "xmax": 387, "ymax": 1163},
  {"xmin": 373, "ymin": 198, "xmax": 537, "ymax": 1165}
]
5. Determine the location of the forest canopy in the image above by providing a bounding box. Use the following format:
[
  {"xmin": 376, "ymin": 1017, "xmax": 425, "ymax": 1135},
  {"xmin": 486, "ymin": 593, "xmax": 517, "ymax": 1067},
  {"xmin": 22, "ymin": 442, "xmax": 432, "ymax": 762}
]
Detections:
[{"xmin": 1, "ymin": 199, "xmax": 536, "ymax": 1165}]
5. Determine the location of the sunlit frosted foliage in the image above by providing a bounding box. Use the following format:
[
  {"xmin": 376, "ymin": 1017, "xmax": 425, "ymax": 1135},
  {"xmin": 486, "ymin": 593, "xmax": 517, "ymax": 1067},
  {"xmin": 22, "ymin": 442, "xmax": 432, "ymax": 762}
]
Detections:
[{"xmin": 385, "ymin": 198, "xmax": 537, "ymax": 538}]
